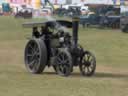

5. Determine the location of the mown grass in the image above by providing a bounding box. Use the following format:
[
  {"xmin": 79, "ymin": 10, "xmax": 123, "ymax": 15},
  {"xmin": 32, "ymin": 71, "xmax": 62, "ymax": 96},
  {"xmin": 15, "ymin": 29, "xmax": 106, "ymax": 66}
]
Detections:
[{"xmin": 0, "ymin": 16, "xmax": 128, "ymax": 96}]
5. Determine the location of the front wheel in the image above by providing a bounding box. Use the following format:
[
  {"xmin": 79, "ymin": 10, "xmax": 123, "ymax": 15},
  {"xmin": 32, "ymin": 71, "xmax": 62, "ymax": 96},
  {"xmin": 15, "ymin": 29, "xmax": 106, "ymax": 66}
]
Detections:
[{"xmin": 79, "ymin": 51, "xmax": 96, "ymax": 76}]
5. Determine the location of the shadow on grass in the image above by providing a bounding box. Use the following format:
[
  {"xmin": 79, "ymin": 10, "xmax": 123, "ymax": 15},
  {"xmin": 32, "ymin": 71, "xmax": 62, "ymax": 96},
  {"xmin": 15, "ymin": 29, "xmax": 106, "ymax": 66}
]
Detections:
[
  {"xmin": 69, "ymin": 72, "xmax": 128, "ymax": 79},
  {"xmin": 4, "ymin": 71, "xmax": 127, "ymax": 79},
  {"xmin": 1, "ymin": 71, "xmax": 128, "ymax": 79},
  {"xmin": 42, "ymin": 72, "xmax": 128, "ymax": 79},
  {"xmin": 94, "ymin": 72, "xmax": 128, "ymax": 79},
  {"xmin": 41, "ymin": 72, "xmax": 128, "ymax": 79}
]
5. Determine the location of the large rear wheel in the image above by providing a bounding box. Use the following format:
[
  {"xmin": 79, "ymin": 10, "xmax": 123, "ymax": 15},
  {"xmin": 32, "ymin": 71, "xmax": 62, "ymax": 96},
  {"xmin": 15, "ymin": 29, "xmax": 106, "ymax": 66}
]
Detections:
[{"xmin": 24, "ymin": 39, "xmax": 47, "ymax": 74}]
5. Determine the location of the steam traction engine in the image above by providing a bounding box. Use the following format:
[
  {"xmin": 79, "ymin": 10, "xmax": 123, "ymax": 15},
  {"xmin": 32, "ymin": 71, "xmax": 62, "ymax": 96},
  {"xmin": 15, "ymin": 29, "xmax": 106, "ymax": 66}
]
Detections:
[{"xmin": 23, "ymin": 18, "xmax": 96, "ymax": 76}]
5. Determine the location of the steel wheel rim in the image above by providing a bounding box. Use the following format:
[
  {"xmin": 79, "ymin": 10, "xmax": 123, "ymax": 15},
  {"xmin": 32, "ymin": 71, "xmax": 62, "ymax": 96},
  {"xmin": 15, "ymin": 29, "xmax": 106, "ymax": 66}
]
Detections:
[
  {"xmin": 81, "ymin": 52, "xmax": 96, "ymax": 75},
  {"xmin": 25, "ymin": 40, "xmax": 41, "ymax": 71},
  {"xmin": 56, "ymin": 52, "xmax": 71, "ymax": 76}
]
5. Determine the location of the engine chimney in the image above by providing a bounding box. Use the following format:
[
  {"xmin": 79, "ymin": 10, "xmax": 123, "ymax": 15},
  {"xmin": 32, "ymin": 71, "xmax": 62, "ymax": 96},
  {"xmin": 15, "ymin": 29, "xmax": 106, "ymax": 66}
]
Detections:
[{"xmin": 72, "ymin": 17, "xmax": 79, "ymax": 48}]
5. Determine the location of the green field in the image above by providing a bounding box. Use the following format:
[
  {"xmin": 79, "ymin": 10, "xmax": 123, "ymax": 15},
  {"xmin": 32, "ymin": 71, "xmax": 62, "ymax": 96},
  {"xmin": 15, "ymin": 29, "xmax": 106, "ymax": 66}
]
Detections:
[{"xmin": 0, "ymin": 16, "xmax": 128, "ymax": 96}]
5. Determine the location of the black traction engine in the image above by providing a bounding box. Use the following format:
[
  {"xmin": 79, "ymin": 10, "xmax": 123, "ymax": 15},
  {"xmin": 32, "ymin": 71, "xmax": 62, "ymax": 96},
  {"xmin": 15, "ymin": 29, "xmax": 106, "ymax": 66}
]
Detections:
[{"xmin": 23, "ymin": 17, "xmax": 96, "ymax": 76}]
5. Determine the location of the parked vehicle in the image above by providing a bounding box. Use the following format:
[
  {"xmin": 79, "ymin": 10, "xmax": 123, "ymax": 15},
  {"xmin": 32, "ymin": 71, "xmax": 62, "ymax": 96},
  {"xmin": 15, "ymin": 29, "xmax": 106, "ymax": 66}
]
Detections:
[
  {"xmin": 79, "ymin": 12, "xmax": 120, "ymax": 28},
  {"xmin": 121, "ymin": 11, "xmax": 128, "ymax": 32},
  {"xmin": 80, "ymin": 6, "xmax": 89, "ymax": 15},
  {"xmin": 55, "ymin": 5, "xmax": 81, "ymax": 17},
  {"xmin": 79, "ymin": 13, "xmax": 101, "ymax": 27},
  {"xmin": 55, "ymin": 8, "xmax": 67, "ymax": 16},
  {"xmin": 40, "ymin": 8, "xmax": 52, "ymax": 16},
  {"xmin": 15, "ymin": 8, "xmax": 33, "ymax": 19},
  {"xmin": 43, "ymin": 6, "xmax": 53, "ymax": 13},
  {"xmin": 106, "ymin": 15, "xmax": 120, "ymax": 28},
  {"xmin": 66, "ymin": 6, "xmax": 81, "ymax": 17}
]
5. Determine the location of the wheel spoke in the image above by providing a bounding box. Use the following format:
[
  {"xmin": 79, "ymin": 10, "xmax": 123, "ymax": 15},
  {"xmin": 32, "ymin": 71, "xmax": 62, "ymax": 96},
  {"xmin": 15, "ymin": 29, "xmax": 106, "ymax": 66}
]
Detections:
[
  {"xmin": 29, "ymin": 60, "xmax": 35, "ymax": 65},
  {"xmin": 63, "ymin": 65, "xmax": 67, "ymax": 74},
  {"xmin": 28, "ymin": 43, "xmax": 36, "ymax": 55},
  {"xmin": 62, "ymin": 53, "xmax": 65, "ymax": 61},
  {"xmin": 60, "ymin": 53, "xmax": 64, "ymax": 60},
  {"xmin": 57, "ymin": 61, "xmax": 62, "ymax": 65},
  {"xmin": 87, "ymin": 67, "xmax": 90, "ymax": 73},
  {"xmin": 59, "ymin": 65, "xmax": 63, "ymax": 72},
  {"xmin": 62, "ymin": 66, "xmax": 65, "ymax": 74},
  {"xmin": 56, "ymin": 56, "xmax": 62, "ymax": 63},
  {"xmin": 26, "ymin": 53, "xmax": 33, "ymax": 57},
  {"xmin": 64, "ymin": 59, "xmax": 69, "ymax": 64},
  {"xmin": 34, "ymin": 47, "xmax": 39, "ymax": 54},
  {"xmin": 35, "ymin": 51, "xmax": 40, "ymax": 57},
  {"xmin": 84, "ymin": 66, "xmax": 87, "ymax": 73},
  {"xmin": 29, "ymin": 60, "xmax": 36, "ymax": 69},
  {"xmin": 33, "ymin": 59, "xmax": 39, "ymax": 70},
  {"xmin": 28, "ymin": 44, "xmax": 34, "ymax": 50},
  {"xmin": 82, "ymin": 65, "xmax": 86, "ymax": 70},
  {"xmin": 87, "ymin": 54, "xmax": 91, "ymax": 62}
]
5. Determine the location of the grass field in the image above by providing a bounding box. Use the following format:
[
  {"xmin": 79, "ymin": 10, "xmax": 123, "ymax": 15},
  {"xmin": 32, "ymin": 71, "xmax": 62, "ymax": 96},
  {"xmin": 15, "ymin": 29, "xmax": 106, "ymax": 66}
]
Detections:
[{"xmin": 0, "ymin": 16, "xmax": 128, "ymax": 96}]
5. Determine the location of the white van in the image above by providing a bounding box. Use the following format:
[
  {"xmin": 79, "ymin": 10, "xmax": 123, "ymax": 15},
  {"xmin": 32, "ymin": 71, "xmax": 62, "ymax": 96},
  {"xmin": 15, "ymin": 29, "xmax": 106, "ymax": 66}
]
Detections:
[{"xmin": 80, "ymin": 6, "xmax": 89, "ymax": 15}]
